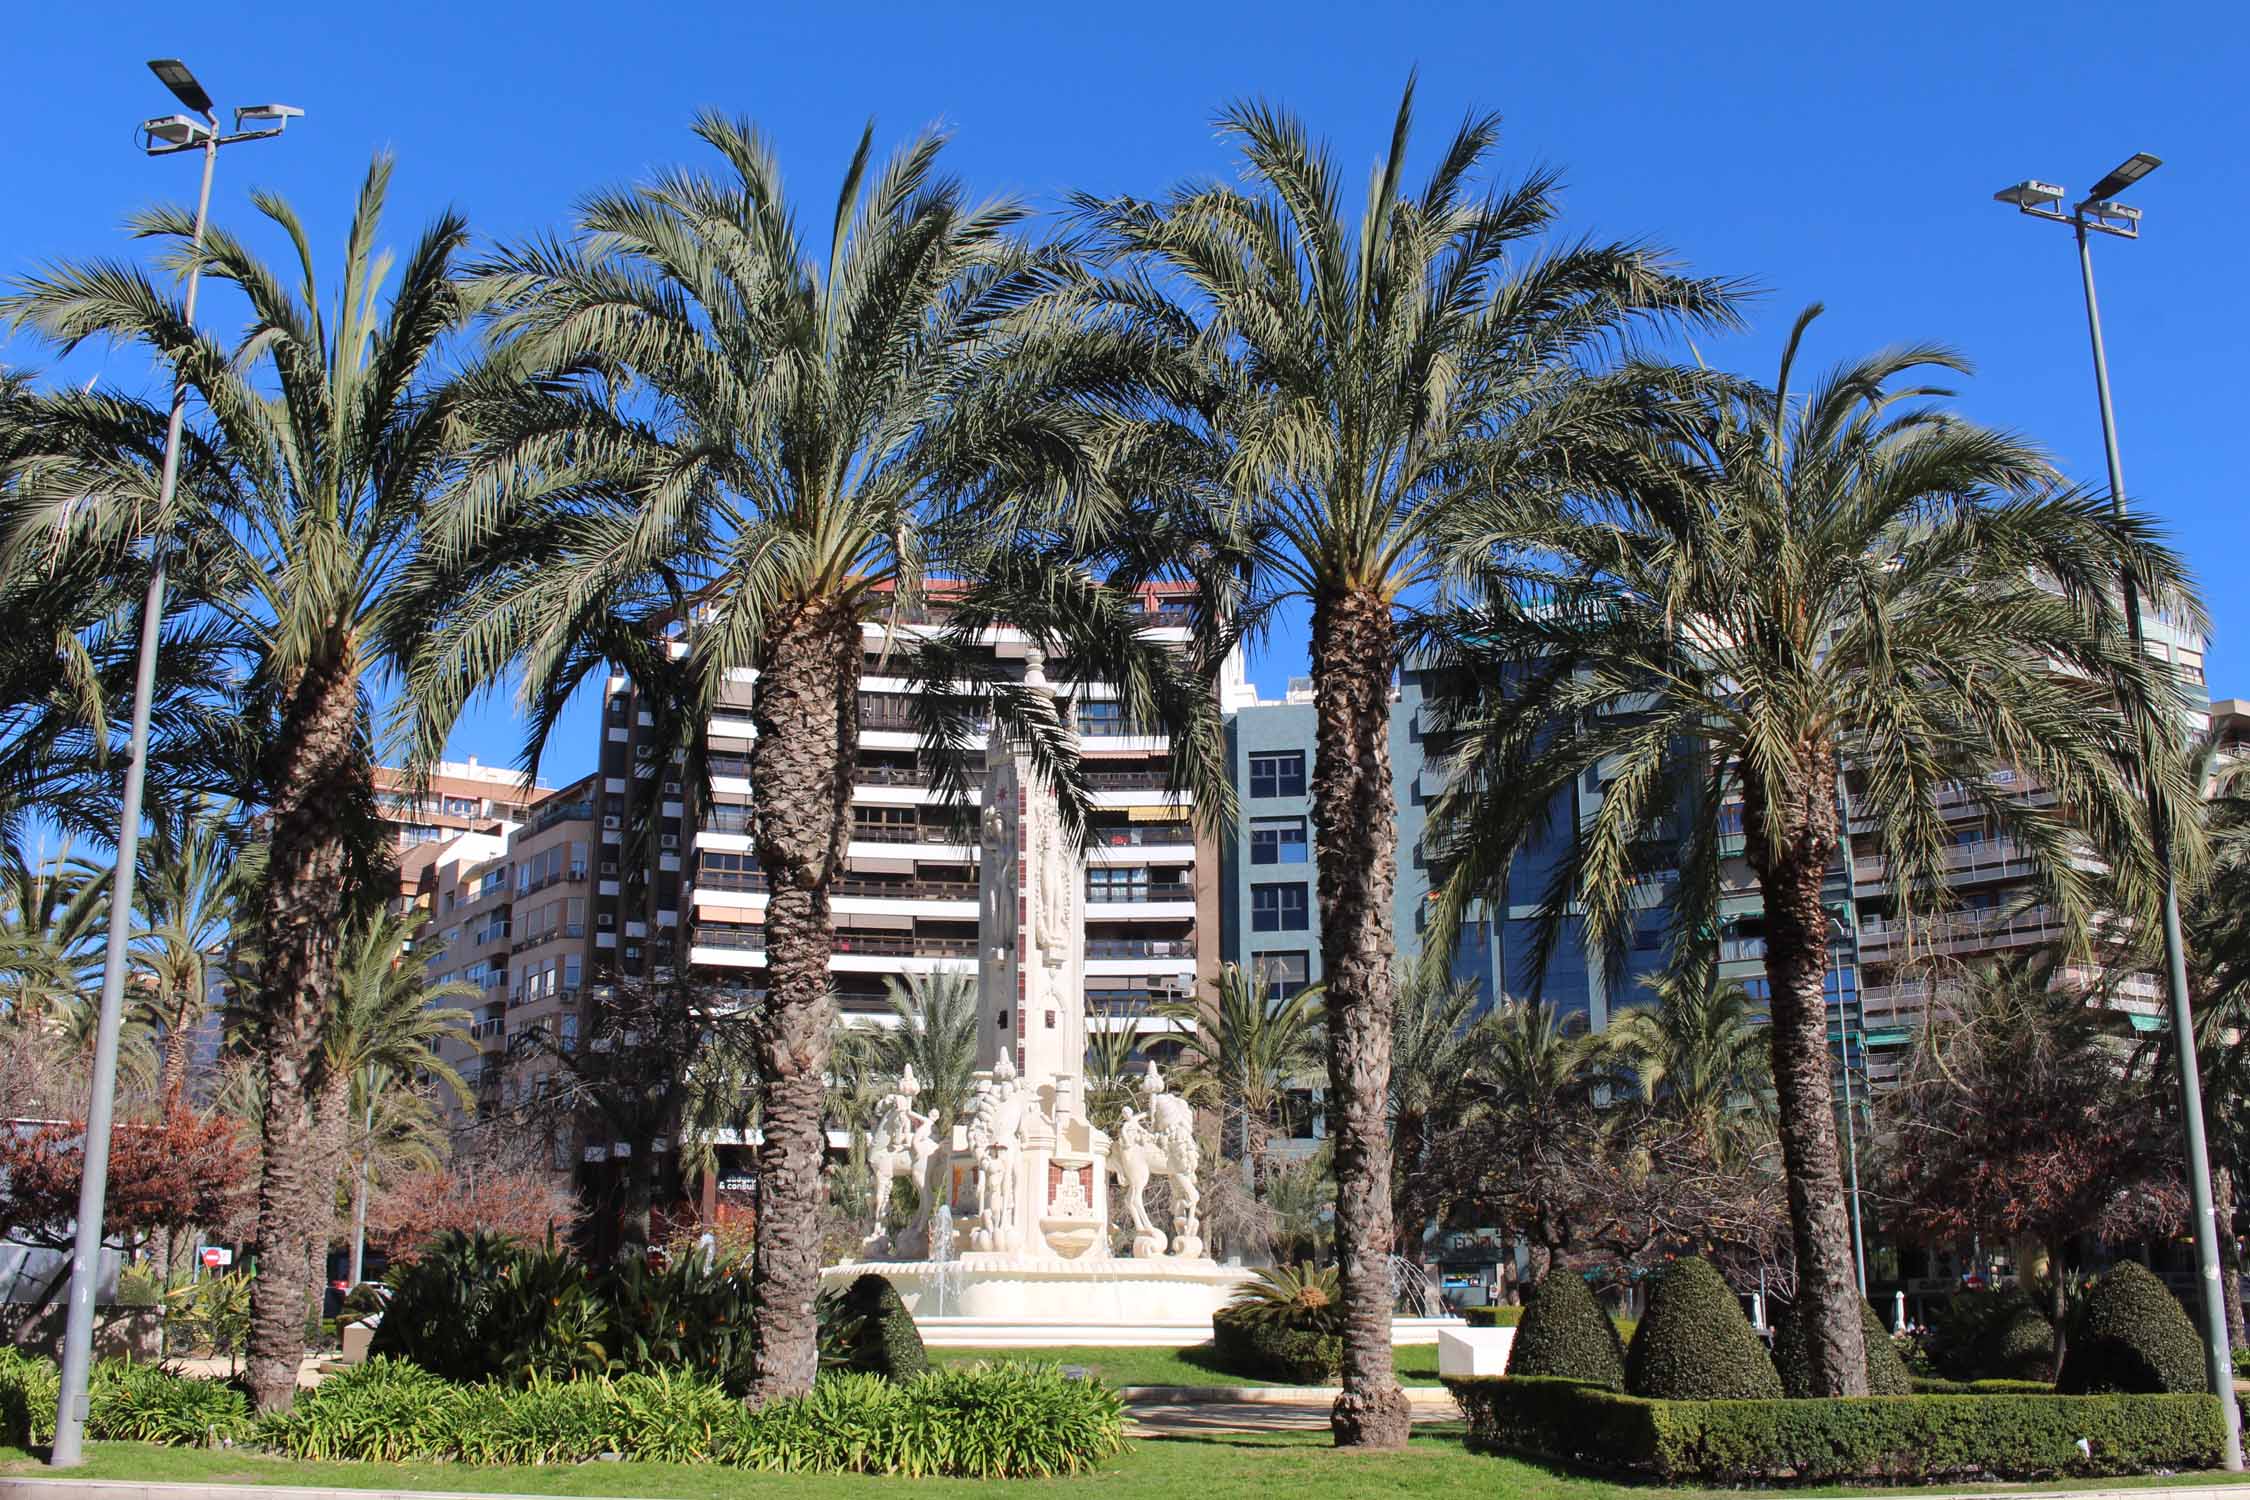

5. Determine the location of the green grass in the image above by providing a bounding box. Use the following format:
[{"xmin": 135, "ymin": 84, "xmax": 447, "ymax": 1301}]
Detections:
[
  {"xmin": 928, "ymin": 1343, "xmax": 1444, "ymax": 1387},
  {"xmin": 9, "ymin": 1435, "xmax": 2250, "ymax": 1499}
]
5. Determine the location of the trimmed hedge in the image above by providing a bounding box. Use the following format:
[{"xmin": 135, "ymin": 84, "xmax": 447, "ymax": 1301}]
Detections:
[
  {"xmin": 2060, "ymin": 1261, "xmax": 2211, "ymax": 1395},
  {"xmin": 1773, "ymin": 1299, "xmax": 1911, "ymax": 1397},
  {"xmin": 832, "ymin": 1273, "xmax": 928, "ymax": 1381},
  {"xmin": 1209, "ymin": 1306, "xmax": 1340, "ymax": 1383},
  {"xmin": 1447, "ymin": 1373, "xmax": 2228, "ymax": 1482},
  {"xmin": 1507, "ymin": 1272, "xmax": 1625, "ymax": 1389},
  {"xmin": 1911, "ymin": 1376, "xmax": 2055, "ymax": 1395},
  {"xmin": 1464, "ymin": 1305, "xmax": 1524, "ymax": 1328},
  {"xmin": 1624, "ymin": 1258, "xmax": 1779, "ymax": 1400}
]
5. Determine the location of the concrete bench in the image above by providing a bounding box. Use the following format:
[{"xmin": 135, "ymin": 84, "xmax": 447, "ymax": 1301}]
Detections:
[{"xmin": 1437, "ymin": 1325, "xmax": 1515, "ymax": 1378}]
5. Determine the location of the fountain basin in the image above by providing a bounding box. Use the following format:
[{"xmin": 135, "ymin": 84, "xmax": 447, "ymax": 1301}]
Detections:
[{"xmin": 823, "ymin": 1253, "xmax": 1254, "ymax": 1340}]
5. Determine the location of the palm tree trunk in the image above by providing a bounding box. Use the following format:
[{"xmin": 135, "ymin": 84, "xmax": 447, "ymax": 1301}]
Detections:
[
  {"xmin": 244, "ymin": 650, "xmax": 364, "ymax": 1414},
  {"xmin": 300, "ymin": 1072, "xmax": 352, "ymax": 1313},
  {"xmin": 159, "ymin": 985, "xmax": 197, "ymax": 1105},
  {"xmin": 745, "ymin": 601, "xmax": 856, "ymax": 1405},
  {"xmin": 1743, "ymin": 751, "xmax": 1868, "ymax": 1397},
  {"xmin": 1309, "ymin": 591, "xmax": 1411, "ymax": 1449}
]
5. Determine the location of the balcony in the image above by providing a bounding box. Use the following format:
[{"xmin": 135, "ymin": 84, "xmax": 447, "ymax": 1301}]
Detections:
[
  {"xmin": 521, "ymin": 868, "xmax": 589, "ymax": 898},
  {"xmin": 1089, "ymin": 824, "xmax": 1193, "ymax": 849},
  {"xmin": 524, "ymin": 799, "xmax": 596, "ymax": 838},
  {"xmin": 698, "ymin": 866, "xmax": 768, "ymax": 893},
  {"xmin": 1085, "ymin": 770, "xmax": 1171, "ymax": 791},
  {"xmin": 1858, "ymin": 904, "xmax": 2066, "ymax": 960},
  {"xmin": 469, "ymin": 922, "xmax": 511, "ymax": 949},
  {"xmin": 837, "ymin": 874, "xmax": 978, "ymax": 901},
  {"xmin": 1088, "ymin": 937, "xmax": 1196, "ymax": 959},
  {"xmin": 508, "ymin": 986, "xmax": 581, "ymax": 1012},
  {"xmin": 470, "ymin": 1017, "xmax": 506, "ymax": 1045},
  {"xmin": 830, "ymin": 933, "xmax": 978, "ymax": 959},
  {"xmin": 512, "ymin": 923, "xmax": 585, "ymax": 953},
  {"xmin": 850, "ymin": 822, "xmax": 974, "ymax": 846},
  {"xmin": 1087, "ymin": 882, "xmax": 1192, "ymax": 904}
]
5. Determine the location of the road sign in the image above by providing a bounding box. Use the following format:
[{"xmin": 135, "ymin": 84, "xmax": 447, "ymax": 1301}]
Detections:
[{"xmin": 200, "ymin": 1246, "xmax": 231, "ymax": 1269}]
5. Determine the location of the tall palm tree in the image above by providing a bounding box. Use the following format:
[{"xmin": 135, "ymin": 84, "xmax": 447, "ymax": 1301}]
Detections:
[
  {"xmin": 1071, "ymin": 81, "xmax": 1741, "ymax": 1445},
  {"xmin": 1426, "ymin": 309, "xmax": 2202, "ymax": 1394},
  {"xmin": 1387, "ymin": 971, "xmax": 1485, "ymax": 1268},
  {"xmin": 1602, "ymin": 964, "xmax": 1771, "ymax": 1148},
  {"xmin": 1, "ymin": 158, "xmax": 475, "ymax": 1410},
  {"xmin": 1160, "ymin": 962, "xmax": 1323, "ymax": 1200},
  {"xmin": 876, "ymin": 970, "xmax": 980, "ymax": 1141},
  {"xmin": 400, "ymin": 115, "xmax": 1219, "ymax": 1400},
  {"xmin": 130, "ymin": 801, "xmax": 242, "ymax": 1102},
  {"xmin": 0, "ymin": 845, "xmax": 107, "ymax": 1025}
]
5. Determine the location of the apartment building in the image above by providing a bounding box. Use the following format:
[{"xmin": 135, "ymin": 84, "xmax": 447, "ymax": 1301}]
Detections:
[
  {"xmin": 590, "ymin": 584, "xmax": 1224, "ymax": 1062},
  {"xmin": 414, "ymin": 775, "xmax": 599, "ymax": 1137},
  {"xmin": 375, "ymin": 758, "xmax": 558, "ymax": 911}
]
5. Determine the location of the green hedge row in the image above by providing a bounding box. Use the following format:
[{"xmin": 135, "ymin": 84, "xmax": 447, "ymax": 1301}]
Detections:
[
  {"xmin": 1446, "ymin": 1374, "xmax": 2227, "ymax": 1482},
  {"xmin": 0, "ymin": 1351, "xmax": 1124, "ymax": 1480},
  {"xmin": 1209, "ymin": 1307, "xmax": 1341, "ymax": 1383}
]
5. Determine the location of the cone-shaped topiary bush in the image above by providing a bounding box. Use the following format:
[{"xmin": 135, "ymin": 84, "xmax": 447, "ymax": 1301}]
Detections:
[
  {"xmin": 836, "ymin": 1274, "xmax": 928, "ymax": 1381},
  {"xmin": 1506, "ymin": 1270, "xmax": 1626, "ymax": 1389},
  {"xmin": 1978, "ymin": 1300, "xmax": 2058, "ymax": 1382},
  {"xmin": 2058, "ymin": 1261, "xmax": 2208, "ymax": 1394},
  {"xmin": 1773, "ymin": 1298, "xmax": 1912, "ymax": 1396},
  {"xmin": 1624, "ymin": 1257, "xmax": 1781, "ymax": 1399}
]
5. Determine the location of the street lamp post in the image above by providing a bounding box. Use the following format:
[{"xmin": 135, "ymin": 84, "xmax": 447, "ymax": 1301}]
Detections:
[
  {"xmin": 1995, "ymin": 153, "xmax": 2241, "ymax": 1472},
  {"xmin": 47, "ymin": 60, "xmax": 299, "ymax": 1471},
  {"xmin": 1837, "ymin": 1028, "xmax": 1869, "ymax": 1294}
]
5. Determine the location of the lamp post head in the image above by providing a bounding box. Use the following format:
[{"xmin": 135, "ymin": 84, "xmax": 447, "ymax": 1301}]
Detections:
[
  {"xmin": 2086, "ymin": 152, "xmax": 2162, "ymax": 203},
  {"xmin": 1994, "ymin": 179, "xmax": 2068, "ymax": 214},
  {"xmin": 147, "ymin": 59, "xmax": 212, "ymax": 116}
]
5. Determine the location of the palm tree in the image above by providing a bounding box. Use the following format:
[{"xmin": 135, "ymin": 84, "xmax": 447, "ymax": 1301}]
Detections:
[
  {"xmin": 1071, "ymin": 82, "xmax": 1740, "ymax": 1446},
  {"xmin": 0, "ymin": 844, "xmax": 107, "ymax": 1025},
  {"xmin": 1474, "ymin": 998, "xmax": 1603, "ymax": 1283},
  {"xmin": 1602, "ymin": 964, "xmax": 1771, "ymax": 1149},
  {"xmin": 304, "ymin": 910, "xmax": 473, "ymax": 1280},
  {"xmin": 1160, "ymin": 962, "xmax": 1323, "ymax": 1200},
  {"xmin": 400, "ymin": 115, "xmax": 1219, "ymax": 1401},
  {"xmin": 130, "ymin": 801, "xmax": 242, "ymax": 1102},
  {"xmin": 1, "ymin": 158, "xmax": 476, "ymax": 1410},
  {"xmin": 1426, "ymin": 309, "xmax": 2202, "ymax": 1394},
  {"xmin": 1388, "ymin": 971, "xmax": 1485, "ymax": 1269},
  {"xmin": 876, "ymin": 970, "xmax": 980, "ymax": 1142}
]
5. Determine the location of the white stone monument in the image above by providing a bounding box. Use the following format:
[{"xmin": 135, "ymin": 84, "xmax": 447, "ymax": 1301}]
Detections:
[{"xmin": 822, "ymin": 651, "xmax": 1247, "ymax": 1343}]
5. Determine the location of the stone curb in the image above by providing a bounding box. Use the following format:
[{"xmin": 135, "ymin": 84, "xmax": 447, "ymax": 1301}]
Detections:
[{"xmin": 1118, "ymin": 1384, "xmax": 1459, "ymax": 1402}]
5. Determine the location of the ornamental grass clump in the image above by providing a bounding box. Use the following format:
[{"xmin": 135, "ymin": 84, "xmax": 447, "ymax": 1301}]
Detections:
[
  {"xmin": 1506, "ymin": 1271, "xmax": 1626, "ymax": 1389},
  {"xmin": 1624, "ymin": 1257, "xmax": 1781, "ymax": 1400},
  {"xmin": 1774, "ymin": 1298, "xmax": 1912, "ymax": 1397},
  {"xmin": 87, "ymin": 1361, "xmax": 252, "ymax": 1445},
  {"xmin": 2059, "ymin": 1261, "xmax": 2211, "ymax": 1395}
]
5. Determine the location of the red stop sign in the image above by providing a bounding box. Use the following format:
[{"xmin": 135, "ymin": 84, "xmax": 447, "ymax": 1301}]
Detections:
[{"xmin": 201, "ymin": 1248, "xmax": 223, "ymax": 1268}]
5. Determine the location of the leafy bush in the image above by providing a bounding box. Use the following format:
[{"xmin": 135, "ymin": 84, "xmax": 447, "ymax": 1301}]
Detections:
[
  {"xmin": 1448, "ymin": 1373, "xmax": 2227, "ymax": 1481},
  {"xmin": 1210, "ymin": 1306, "xmax": 1341, "ymax": 1383},
  {"xmin": 1506, "ymin": 1272, "xmax": 1626, "ymax": 1389},
  {"xmin": 0, "ymin": 1348, "xmax": 60, "ymax": 1447},
  {"xmin": 827, "ymin": 1273, "xmax": 926, "ymax": 1381},
  {"xmin": 1623, "ymin": 1258, "xmax": 1779, "ymax": 1400},
  {"xmin": 1773, "ymin": 1298, "xmax": 1911, "ymax": 1396},
  {"xmin": 2235, "ymin": 1345, "xmax": 2250, "ymax": 1381},
  {"xmin": 0, "ymin": 1352, "xmax": 246, "ymax": 1449},
  {"xmin": 1923, "ymin": 1289, "xmax": 2056, "ymax": 1382},
  {"xmin": 163, "ymin": 1270, "xmax": 253, "ymax": 1362},
  {"xmin": 368, "ymin": 1231, "xmax": 520, "ymax": 1383},
  {"xmin": 261, "ymin": 1359, "xmax": 1124, "ymax": 1477},
  {"xmin": 87, "ymin": 1361, "xmax": 250, "ymax": 1445},
  {"xmin": 1464, "ymin": 1305, "xmax": 1523, "ymax": 1327},
  {"xmin": 2059, "ymin": 1261, "xmax": 2210, "ymax": 1395},
  {"xmin": 114, "ymin": 1262, "xmax": 167, "ymax": 1308},
  {"xmin": 1221, "ymin": 1263, "xmax": 1343, "ymax": 1334}
]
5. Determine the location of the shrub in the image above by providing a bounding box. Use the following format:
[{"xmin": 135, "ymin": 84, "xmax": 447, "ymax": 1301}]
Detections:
[
  {"xmin": 1464, "ymin": 1305, "xmax": 1523, "ymax": 1327},
  {"xmin": 261, "ymin": 1359, "xmax": 1122, "ymax": 1477},
  {"xmin": 1911, "ymin": 1376, "xmax": 2055, "ymax": 1394},
  {"xmin": 1209, "ymin": 1306, "xmax": 1341, "ymax": 1383},
  {"xmin": 1221, "ymin": 1263, "xmax": 1344, "ymax": 1334},
  {"xmin": 87, "ymin": 1361, "xmax": 250, "ymax": 1445},
  {"xmin": 827, "ymin": 1273, "xmax": 926, "ymax": 1382},
  {"xmin": 1447, "ymin": 1373, "xmax": 2227, "ymax": 1481},
  {"xmin": 1624, "ymin": 1258, "xmax": 1779, "ymax": 1400},
  {"xmin": 1506, "ymin": 1271, "xmax": 1626, "ymax": 1389},
  {"xmin": 2059, "ymin": 1261, "xmax": 2211, "ymax": 1395},
  {"xmin": 0, "ymin": 1348, "xmax": 60, "ymax": 1447},
  {"xmin": 2235, "ymin": 1345, "xmax": 2250, "ymax": 1381},
  {"xmin": 368, "ymin": 1231, "xmax": 521, "ymax": 1384},
  {"xmin": 1925, "ymin": 1289, "xmax": 2055, "ymax": 1382},
  {"xmin": 1773, "ymin": 1298, "xmax": 1911, "ymax": 1396}
]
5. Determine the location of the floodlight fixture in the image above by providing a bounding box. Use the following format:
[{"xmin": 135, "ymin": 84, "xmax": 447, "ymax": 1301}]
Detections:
[
  {"xmin": 233, "ymin": 103, "xmax": 302, "ymax": 135},
  {"xmin": 2085, "ymin": 152, "xmax": 2162, "ymax": 204},
  {"xmin": 139, "ymin": 114, "xmax": 212, "ymax": 152},
  {"xmin": 1993, "ymin": 178, "xmax": 2067, "ymax": 214},
  {"xmin": 146, "ymin": 58, "xmax": 211, "ymax": 116}
]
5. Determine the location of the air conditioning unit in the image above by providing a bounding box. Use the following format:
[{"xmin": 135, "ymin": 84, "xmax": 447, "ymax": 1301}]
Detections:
[
  {"xmin": 663, "ymin": 780, "xmax": 681, "ymax": 794},
  {"xmin": 597, "ymin": 913, "xmax": 615, "ymax": 929},
  {"xmin": 600, "ymin": 860, "xmax": 618, "ymax": 876},
  {"xmin": 660, "ymin": 832, "xmax": 679, "ymax": 850},
  {"xmin": 602, "ymin": 814, "xmax": 621, "ymax": 830}
]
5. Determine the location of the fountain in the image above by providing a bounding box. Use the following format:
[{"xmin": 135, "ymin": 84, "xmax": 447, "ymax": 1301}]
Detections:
[{"xmin": 820, "ymin": 652, "xmax": 1252, "ymax": 1346}]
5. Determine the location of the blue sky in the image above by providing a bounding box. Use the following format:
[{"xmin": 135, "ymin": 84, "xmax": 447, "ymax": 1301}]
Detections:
[{"xmin": 3, "ymin": 0, "xmax": 2244, "ymax": 787}]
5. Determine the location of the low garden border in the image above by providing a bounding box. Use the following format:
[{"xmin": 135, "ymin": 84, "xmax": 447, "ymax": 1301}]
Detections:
[{"xmin": 1445, "ymin": 1373, "xmax": 2229, "ymax": 1483}]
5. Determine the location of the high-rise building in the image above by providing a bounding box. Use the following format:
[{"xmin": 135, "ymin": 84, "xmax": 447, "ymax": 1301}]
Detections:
[
  {"xmin": 592, "ymin": 585, "xmax": 1225, "ymax": 1064},
  {"xmin": 375, "ymin": 759, "xmax": 558, "ymax": 913}
]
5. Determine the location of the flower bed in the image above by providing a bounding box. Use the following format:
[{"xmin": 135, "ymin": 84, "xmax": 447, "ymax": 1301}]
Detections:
[{"xmin": 1445, "ymin": 1373, "xmax": 2227, "ymax": 1483}]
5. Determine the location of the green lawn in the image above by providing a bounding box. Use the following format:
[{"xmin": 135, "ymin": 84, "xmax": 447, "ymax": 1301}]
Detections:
[
  {"xmin": 928, "ymin": 1343, "xmax": 1444, "ymax": 1387},
  {"xmin": 9, "ymin": 1436, "xmax": 2250, "ymax": 1500}
]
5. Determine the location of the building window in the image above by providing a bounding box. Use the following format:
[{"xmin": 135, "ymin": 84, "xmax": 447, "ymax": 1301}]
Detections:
[
  {"xmin": 1251, "ymin": 882, "xmax": 1309, "ymax": 932},
  {"xmin": 1256, "ymin": 950, "xmax": 1312, "ymax": 1000},
  {"xmin": 1250, "ymin": 816, "xmax": 1308, "ymax": 865},
  {"xmin": 1248, "ymin": 751, "xmax": 1306, "ymax": 799},
  {"xmin": 1088, "ymin": 867, "xmax": 1151, "ymax": 902}
]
